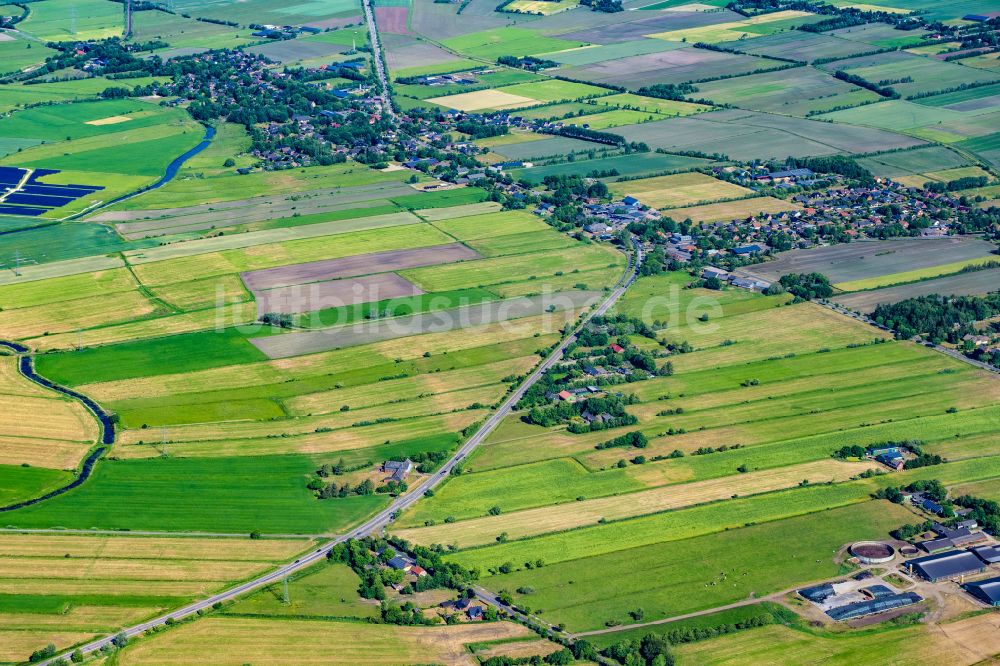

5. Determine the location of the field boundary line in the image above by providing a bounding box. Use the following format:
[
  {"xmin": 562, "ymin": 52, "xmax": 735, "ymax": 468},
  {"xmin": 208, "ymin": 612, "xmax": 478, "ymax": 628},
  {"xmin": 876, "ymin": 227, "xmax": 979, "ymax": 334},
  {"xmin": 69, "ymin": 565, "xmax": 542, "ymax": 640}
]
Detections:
[{"xmin": 30, "ymin": 236, "xmax": 642, "ymax": 666}]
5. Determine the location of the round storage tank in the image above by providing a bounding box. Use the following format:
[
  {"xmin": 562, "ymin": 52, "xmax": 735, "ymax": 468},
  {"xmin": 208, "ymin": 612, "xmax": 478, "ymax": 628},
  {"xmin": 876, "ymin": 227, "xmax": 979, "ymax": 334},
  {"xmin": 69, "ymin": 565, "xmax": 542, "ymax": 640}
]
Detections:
[{"xmin": 850, "ymin": 541, "xmax": 895, "ymax": 564}]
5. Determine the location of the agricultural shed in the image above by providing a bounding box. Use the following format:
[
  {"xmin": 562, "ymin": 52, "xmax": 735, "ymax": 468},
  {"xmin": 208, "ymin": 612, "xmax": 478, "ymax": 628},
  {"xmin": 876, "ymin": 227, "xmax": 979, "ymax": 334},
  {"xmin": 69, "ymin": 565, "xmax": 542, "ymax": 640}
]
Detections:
[
  {"xmin": 964, "ymin": 13, "xmax": 1000, "ymax": 21},
  {"xmin": 964, "ymin": 576, "xmax": 1000, "ymax": 606},
  {"xmin": 919, "ymin": 537, "xmax": 955, "ymax": 554},
  {"xmin": 798, "ymin": 583, "xmax": 835, "ymax": 602},
  {"xmin": 763, "ymin": 168, "xmax": 813, "ymax": 181},
  {"xmin": 943, "ymin": 528, "xmax": 987, "ymax": 548},
  {"xmin": 973, "ymin": 545, "xmax": 1000, "ymax": 564},
  {"xmin": 863, "ymin": 584, "xmax": 896, "ymax": 600},
  {"xmin": 825, "ymin": 592, "xmax": 922, "ymax": 621},
  {"xmin": 905, "ymin": 550, "xmax": 986, "ymax": 582}
]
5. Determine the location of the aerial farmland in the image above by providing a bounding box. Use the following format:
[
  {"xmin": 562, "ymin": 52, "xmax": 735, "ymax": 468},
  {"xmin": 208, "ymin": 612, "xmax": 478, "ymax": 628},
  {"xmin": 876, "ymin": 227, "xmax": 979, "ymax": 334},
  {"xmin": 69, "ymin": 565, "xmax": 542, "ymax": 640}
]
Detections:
[{"xmin": 0, "ymin": 0, "xmax": 998, "ymax": 663}]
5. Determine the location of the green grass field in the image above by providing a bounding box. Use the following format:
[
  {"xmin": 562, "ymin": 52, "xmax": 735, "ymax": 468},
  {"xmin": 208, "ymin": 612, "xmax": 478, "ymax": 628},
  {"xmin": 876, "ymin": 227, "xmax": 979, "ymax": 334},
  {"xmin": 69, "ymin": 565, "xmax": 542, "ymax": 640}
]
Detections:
[
  {"xmin": 386, "ymin": 269, "xmax": 1000, "ymax": 635},
  {"xmin": 562, "ymin": 109, "xmax": 663, "ymax": 130},
  {"xmin": 19, "ymin": 0, "xmax": 125, "ymax": 41},
  {"xmin": 0, "ymin": 33, "xmax": 58, "ymax": 76},
  {"xmin": 0, "ymin": 100, "xmax": 206, "ymax": 216},
  {"xmin": 35, "ymin": 328, "xmax": 272, "ymax": 386},
  {"xmin": 481, "ymin": 501, "xmax": 912, "ymax": 632},
  {"xmin": 229, "ymin": 561, "xmax": 378, "ymax": 619},
  {"xmin": 0, "ymin": 464, "xmax": 72, "ymax": 506},
  {"xmin": 3, "ymin": 454, "xmax": 388, "ymax": 533},
  {"xmin": 5, "ymin": 2, "xmax": 1000, "ymax": 657},
  {"xmin": 510, "ymin": 152, "xmax": 711, "ymax": 183},
  {"xmin": 113, "ymin": 162, "xmax": 411, "ymax": 211},
  {"xmin": 495, "ymin": 79, "xmax": 612, "ymax": 103},
  {"xmin": 834, "ymin": 256, "xmax": 1000, "ymax": 291},
  {"xmin": 0, "ymin": 76, "xmax": 166, "ymax": 114},
  {"xmin": 442, "ymin": 27, "xmax": 586, "ymax": 61}
]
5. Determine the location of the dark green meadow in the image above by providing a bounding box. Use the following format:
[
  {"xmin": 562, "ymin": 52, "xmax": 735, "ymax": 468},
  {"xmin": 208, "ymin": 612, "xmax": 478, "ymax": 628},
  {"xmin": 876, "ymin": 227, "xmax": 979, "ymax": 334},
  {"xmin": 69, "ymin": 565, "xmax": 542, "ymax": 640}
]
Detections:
[
  {"xmin": 0, "ymin": 464, "xmax": 71, "ymax": 507},
  {"xmin": 35, "ymin": 327, "xmax": 272, "ymax": 387},
  {"xmin": 4, "ymin": 454, "xmax": 387, "ymax": 534}
]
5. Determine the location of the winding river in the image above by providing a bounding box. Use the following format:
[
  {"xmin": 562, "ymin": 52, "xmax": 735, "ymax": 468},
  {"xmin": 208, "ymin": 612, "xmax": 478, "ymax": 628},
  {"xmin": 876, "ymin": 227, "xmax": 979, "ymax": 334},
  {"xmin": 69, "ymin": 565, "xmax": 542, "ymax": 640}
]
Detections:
[
  {"xmin": 0, "ymin": 126, "xmax": 218, "ymax": 502},
  {"xmin": 0, "ymin": 341, "xmax": 115, "ymax": 511},
  {"xmin": 69, "ymin": 123, "xmax": 218, "ymax": 219}
]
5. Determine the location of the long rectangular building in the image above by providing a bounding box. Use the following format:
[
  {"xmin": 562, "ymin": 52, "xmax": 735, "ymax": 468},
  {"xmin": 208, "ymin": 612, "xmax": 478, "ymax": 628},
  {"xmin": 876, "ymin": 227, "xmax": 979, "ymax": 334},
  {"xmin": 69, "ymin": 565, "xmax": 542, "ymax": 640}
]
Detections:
[
  {"xmin": 905, "ymin": 550, "xmax": 987, "ymax": 582},
  {"xmin": 965, "ymin": 576, "xmax": 1000, "ymax": 606}
]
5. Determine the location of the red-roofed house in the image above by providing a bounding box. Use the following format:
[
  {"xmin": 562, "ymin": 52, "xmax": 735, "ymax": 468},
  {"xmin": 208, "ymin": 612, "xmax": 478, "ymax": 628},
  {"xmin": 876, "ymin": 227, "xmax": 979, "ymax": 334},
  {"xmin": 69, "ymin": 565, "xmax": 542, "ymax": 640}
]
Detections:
[
  {"xmin": 557, "ymin": 390, "xmax": 573, "ymax": 401},
  {"xmin": 410, "ymin": 565, "xmax": 428, "ymax": 577},
  {"xmin": 610, "ymin": 343, "xmax": 625, "ymax": 353}
]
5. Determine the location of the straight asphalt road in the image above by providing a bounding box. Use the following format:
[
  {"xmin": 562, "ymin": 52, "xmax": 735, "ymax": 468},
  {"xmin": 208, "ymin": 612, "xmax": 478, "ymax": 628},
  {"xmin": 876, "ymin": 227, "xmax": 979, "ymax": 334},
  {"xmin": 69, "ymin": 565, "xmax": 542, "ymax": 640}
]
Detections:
[
  {"xmin": 37, "ymin": 240, "xmax": 642, "ymax": 665},
  {"xmin": 362, "ymin": 0, "xmax": 395, "ymax": 120}
]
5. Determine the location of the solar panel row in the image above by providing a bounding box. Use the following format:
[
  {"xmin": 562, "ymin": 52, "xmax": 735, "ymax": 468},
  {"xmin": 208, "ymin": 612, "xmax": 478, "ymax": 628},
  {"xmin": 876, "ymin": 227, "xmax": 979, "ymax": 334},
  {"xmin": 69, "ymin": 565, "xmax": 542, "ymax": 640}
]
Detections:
[{"xmin": 0, "ymin": 167, "xmax": 104, "ymax": 217}]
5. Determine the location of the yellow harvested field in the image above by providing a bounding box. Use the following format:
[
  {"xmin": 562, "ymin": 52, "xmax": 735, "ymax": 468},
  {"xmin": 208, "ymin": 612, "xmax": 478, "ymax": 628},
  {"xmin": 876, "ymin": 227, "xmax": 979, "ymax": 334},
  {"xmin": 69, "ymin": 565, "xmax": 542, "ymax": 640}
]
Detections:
[
  {"xmin": 85, "ymin": 115, "xmax": 133, "ymax": 126},
  {"xmin": 505, "ymin": 0, "xmax": 578, "ymax": 14},
  {"xmin": 1, "ymin": 630, "xmax": 98, "ymax": 663},
  {"xmin": 416, "ymin": 201, "xmax": 503, "ymax": 221},
  {"xmin": 610, "ymin": 172, "xmax": 753, "ymax": 209},
  {"xmin": 0, "ymin": 605, "xmax": 156, "ymax": 630},
  {"xmin": 427, "ymin": 89, "xmax": 538, "ymax": 112},
  {"xmin": 0, "ymin": 533, "xmax": 311, "ymax": 561},
  {"xmin": 0, "ymin": 357, "xmax": 97, "ymax": 468},
  {"xmin": 0, "ymin": 534, "xmax": 314, "ymax": 639},
  {"xmin": 0, "ymin": 255, "xmax": 124, "ymax": 288},
  {"xmin": 663, "ymin": 196, "xmax": 801, "ymax": 223},
  {"xmin": 0, "ymin": 356, "xmax": 46, "ymax": 397},
  {"xmin": 82, "ymin": 315, "xmax": 558, "ymax": 403},
  {"xmin": 396, "ymin": 459, "xmax": 874, "ymax": 547},
  {"xmin": 27, "ymin": 302, "xmax": 258, "ymax": 352},
  {"xmin": 478, "ymin": 639, "xmax": 563, "ymax": 659},
  {"xmin": 285, "ymin": 356, "xmax": 532, "ymax": 416},
  {"xmin": 648, "ymin": 10, "xmax": 813, "ymax": 42},
  {"xmin": 473, "ymin": 130, "xmax": 547, "ymax": 149},
  {"xmin": 0, "ymin": 578, "xmax": 226, "ymax": 598},
  {"xmin": 840, "ymin": 2, "xmax": 912, "ymax": 13},
  {"xmin": 0, "ymin": 557, "xmax": 276, "ymax": 581},
  {"xmin": 930, "ymin": 612, "xmax": 1000, "ymax": 664},
  {"xmin": 0, "ymin": 268, "xmax": 138, "ymax": 310},
  {"xmin": 0, "ymin": 290, "xmax": 159, "ymax": 339},
  {"xmin": 676, "ymin": 613, "xmax": 1000, "ymax": 666},
  {"xmin": 121, "ymin": 410, "xmax": 488, "ymax": 459},
  {"xmin": 0, "ymin": 393, "xmax": 97, "ymax": 444},
  {"xmin": 115, "ymin": 388, "xmax": 503, "ymax": 457},
  {"xmin": 0, "ymin": 435, "xmax": 94, "ymax": 470},
  {"xmin": 116, "ymin": 616, "xmax": 535, "ymax": 666}
]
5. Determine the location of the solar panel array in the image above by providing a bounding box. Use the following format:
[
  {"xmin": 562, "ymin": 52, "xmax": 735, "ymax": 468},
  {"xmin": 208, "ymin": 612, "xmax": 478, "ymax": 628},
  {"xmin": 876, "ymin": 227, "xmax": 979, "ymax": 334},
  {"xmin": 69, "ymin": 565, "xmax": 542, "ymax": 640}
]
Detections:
[{"xmin": 0, "ymin": 167, "xmax": 104, "ymax": 217}]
